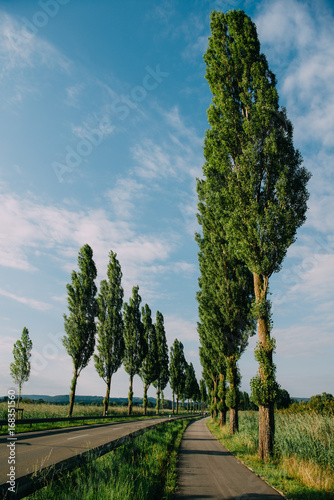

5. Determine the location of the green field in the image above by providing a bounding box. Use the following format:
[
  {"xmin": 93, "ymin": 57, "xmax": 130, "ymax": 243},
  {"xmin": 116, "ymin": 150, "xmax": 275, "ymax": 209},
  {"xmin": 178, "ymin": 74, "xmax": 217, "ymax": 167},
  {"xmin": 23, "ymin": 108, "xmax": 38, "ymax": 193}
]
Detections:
[
  {"xmin": 0, "ymin": 401, "xmax": 191, "ymax": 434},
  {"xmin": 207, "ymin": 410, "xmax": 334, "ymax": 499}
]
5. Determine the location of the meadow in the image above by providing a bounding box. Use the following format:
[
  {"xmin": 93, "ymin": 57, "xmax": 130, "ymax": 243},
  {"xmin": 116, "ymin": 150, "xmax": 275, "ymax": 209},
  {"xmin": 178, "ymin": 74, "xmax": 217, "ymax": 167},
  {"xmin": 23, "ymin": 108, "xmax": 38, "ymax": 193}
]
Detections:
[
  {"xmin": 0, "ymin": 402, "xmax": 173, "ymax": 434},
  {"xmin": 27, "ymin": 417, "xmax": 195, "ymax": 500},
  {"xmin": 208, "ymin": 410, "xmax": 334, "ymax": 499}
]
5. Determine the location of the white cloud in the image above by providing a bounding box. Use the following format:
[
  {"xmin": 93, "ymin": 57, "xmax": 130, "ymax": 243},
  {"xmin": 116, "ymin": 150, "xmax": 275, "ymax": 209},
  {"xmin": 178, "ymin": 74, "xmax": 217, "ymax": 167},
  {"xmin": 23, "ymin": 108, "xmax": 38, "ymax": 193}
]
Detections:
[
  {"xmin": 106, "ymin": 177, "xmax": 146, "ymax": 219},
  {"xmin": 132, "ymin": 140, "xmax": 175, "ymax": 179},
  {"xmin": 164, "ymin": 315, "xmax": 198, "ymax": 343},
  {"xmin": 0, "ymin": 287, "xmax": 51, "ymax": 311},
  {"xmin": 0, "ymin": 12, "xmax": 70, "ymax": 78},
  {"xmin": 274, "ymin": 321, "xmax": 334, "ymax": 359},
  {"xmin": 255, "ymin": 0, "xmax": 334, "ymax": 147},
  {"xmin": 65, "ymin": 84, "xmax": 84, "ymax": 108},
  {"xmin": 0, "ymin": 191, "xmax": 180, "ymax": 301}
]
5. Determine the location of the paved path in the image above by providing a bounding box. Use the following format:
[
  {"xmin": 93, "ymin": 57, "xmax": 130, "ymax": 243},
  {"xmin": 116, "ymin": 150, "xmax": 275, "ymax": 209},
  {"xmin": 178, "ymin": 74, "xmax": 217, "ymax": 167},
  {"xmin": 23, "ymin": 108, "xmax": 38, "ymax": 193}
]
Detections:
[{"xmin": 174, "ymin": 418, "xmax": 284, "ymax": 499}]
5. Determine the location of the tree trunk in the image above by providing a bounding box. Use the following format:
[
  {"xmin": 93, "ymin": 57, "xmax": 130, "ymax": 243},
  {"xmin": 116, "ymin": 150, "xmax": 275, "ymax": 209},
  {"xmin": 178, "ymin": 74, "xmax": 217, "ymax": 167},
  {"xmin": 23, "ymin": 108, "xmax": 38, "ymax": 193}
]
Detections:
[
  {"xmin": 253, "ymin": 272, "xmax": 275, "ymax": 461},
  {"xmin": 143, "ymin": 383, "xmax": 148, "ymax": 416},
  {"xmin": 176, "ymin": 394, "xmax": 179, "ymax": 414},
  {"xmin": 172, "ymin": 390, "xmax": 175, "ymax": 414},
  {"xmin": 230, "ymin": 408, "xmax": 238, "ymax": 434},
  {"xmin": 258, "ymin": 405, "xmax": 275, "ymax": 462},
  {"xmin": 228, "ymin": 355, "xmax": 239, "ymax": 434},
  {"xmin": 68, "ymin": 370, "xmax": 78, "ymax": 417},
  {"xmin": 103, "ymin": 377, "xmax": 111, "ymax": 417},
  {"xmin": 128, "ymin": 375, "xmax": 133, "ymax": 416},
  {"xmin": 219, "ymin": 409, "xmax": 226, "ymax": 427},
  {"xmin": 156, "ymin": 386, "xmax": 161, "ymax": 414},
  {"xmin": 17, "ymin": 384, "xmax": 22, "ymax": 409}
]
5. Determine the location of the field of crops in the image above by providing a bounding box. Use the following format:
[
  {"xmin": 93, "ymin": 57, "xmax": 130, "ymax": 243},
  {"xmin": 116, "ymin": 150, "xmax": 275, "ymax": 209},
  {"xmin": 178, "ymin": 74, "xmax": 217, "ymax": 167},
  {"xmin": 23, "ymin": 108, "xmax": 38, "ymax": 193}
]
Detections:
[
  {"xmin": 0, "ymin": 402, "xmax": 158, "ymax": 420},
  {"xmin": 208, "ymin": 410, "xmax": 334, "ymax": 499}
]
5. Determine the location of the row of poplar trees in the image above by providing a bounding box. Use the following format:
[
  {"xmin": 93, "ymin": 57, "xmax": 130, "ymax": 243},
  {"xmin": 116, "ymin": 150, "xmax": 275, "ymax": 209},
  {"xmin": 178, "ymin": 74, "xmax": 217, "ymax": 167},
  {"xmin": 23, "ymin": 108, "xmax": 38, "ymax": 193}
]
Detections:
[
  {"xmin": 62, "ymin": 244, "xmax": 201, "ymax": 418},
  {"xmin": 62, "ymin": 245, "xmax": 169, "ymax": 418},
  {"xmin": 196, "ymin": 10, "xmax": 310, "ymax": 462}
]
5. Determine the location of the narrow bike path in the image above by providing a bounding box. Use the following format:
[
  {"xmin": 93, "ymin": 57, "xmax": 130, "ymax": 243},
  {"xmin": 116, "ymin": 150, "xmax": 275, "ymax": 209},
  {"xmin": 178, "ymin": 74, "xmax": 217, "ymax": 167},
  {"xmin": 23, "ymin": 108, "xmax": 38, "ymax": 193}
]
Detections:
[{"xmin": 174, "ymin": 417, "xmax": 284, "ymax": 499}]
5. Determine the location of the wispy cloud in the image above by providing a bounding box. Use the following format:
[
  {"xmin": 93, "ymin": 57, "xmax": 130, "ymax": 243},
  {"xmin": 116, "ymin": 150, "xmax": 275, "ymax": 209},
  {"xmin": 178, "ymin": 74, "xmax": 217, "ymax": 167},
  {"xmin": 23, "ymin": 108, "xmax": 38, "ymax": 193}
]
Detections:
[
  {"xmin": 0, "ymin": 191, "xmax": 178, "ymax": 299},
  {"xmin": 132, "ymin": 140, "xmax": 175, "ymax": 179},
  {"xmin": 0, "ymin": 12, "xmax": 71, "ymax": 78},
  {"xmin": 0, "ymin": 287, "xmax": 51, "ymax": 311},
  {"xmin": 255, "ymin": 0, "xmax": 334, "ymax": 147},
  {"xmin": 164, "ymin": 315, "xmax": 199, "ymax": 343},
  {"xmin": 105, "ymin": 177, "xmax": 146, "ymax": 219}
]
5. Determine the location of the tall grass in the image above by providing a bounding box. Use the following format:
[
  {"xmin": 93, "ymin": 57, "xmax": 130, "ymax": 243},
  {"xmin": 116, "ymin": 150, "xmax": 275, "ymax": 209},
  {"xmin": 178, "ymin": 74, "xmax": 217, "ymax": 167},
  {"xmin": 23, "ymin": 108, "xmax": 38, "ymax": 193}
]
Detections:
[
  {"xmin": 28, "ymin": 417, "xmax": 194, "ymax": 500},
  {"xmin": 276, "ymin": 411, "xmax": 334, "ymax": 469},
  {"xmin": 207, "ymin": 411, "xmax": 334, "ymax": 499}
]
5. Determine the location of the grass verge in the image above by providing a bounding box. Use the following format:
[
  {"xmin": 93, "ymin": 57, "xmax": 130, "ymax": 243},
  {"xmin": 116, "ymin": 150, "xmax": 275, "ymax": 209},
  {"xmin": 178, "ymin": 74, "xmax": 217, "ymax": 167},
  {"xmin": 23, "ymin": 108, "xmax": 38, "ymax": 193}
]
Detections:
[
  {"xmin": 27, "ymin": 417, "xmax": 195, "ymax": 500},
  {"xmin": 207, "ymin": 412, "xmax": 334, "ymax": 500}
]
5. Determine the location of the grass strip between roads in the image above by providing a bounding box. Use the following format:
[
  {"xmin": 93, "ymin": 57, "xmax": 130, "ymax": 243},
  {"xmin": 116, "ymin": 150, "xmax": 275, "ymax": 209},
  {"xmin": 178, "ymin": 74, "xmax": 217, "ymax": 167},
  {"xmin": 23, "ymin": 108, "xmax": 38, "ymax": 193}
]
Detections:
[
  {"xmin": 27, "ymin": 417, "xmax": 196, "ymax": 500},
  {"xmin": 207, "ymin": 411, "xmax": 334, "ymax": 500}
]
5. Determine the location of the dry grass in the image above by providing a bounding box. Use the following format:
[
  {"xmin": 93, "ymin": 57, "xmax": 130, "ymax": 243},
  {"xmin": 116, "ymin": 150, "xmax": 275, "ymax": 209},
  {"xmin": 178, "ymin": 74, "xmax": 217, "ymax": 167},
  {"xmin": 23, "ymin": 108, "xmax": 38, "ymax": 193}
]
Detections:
[{"xmin": 282, "ymin": 456, "xmax": 334, "ymax": 495}]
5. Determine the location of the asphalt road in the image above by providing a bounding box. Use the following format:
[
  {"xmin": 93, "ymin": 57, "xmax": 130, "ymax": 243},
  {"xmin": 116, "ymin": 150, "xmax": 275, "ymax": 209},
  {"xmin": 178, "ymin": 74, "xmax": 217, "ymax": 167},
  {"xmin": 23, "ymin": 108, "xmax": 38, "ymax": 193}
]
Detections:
[
  {"xmin": 0, "ymin": 416, "xmax": 170, "ymax": 486},
  {"xmin": 174, "ymin": 417, "xmax": 285, "ymax": 499}
]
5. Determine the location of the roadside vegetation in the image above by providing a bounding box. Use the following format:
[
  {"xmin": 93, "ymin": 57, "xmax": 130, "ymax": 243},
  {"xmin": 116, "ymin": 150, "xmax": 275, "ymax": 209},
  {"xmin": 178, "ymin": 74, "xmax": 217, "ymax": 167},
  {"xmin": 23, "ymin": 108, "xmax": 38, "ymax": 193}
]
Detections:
[
  {"xmin": 207, "ymin": 410, "xmax": 334, "ymax": 499},
  {"xmin": 28, "ymin": 417, "xmax": 195, "ymax": 500}
]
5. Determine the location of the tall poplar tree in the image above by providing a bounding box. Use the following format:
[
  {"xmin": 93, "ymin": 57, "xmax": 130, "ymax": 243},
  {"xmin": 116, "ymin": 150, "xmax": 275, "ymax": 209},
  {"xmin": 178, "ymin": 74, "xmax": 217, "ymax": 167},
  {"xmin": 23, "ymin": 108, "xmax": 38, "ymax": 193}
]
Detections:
[
  {"xmin": 10, "ymin": 327, "xmax": 32, "ymax": 408},
  {"xmin": 169, "ymin": 339, "xmax": 187, "ymax": 414},
  {"xmin": 63, "ymin": 244, "xmax": 98, "ymax": 417},
  {"xmin": 139, "ymin": 304, "xmax": 159, "ymax": 415},
  {"xmin": 202, "ymin": 10, "xmax": 310, "ymax": 460},
  {"xmin": 123, "ymin": 286, "xmax": 146, "ymax": 415},
  {"xmin": 94, "ymin": 250, "xmax": 124, "ymax": 417},
  {"xmin": 153, "ymin": 311, "xmax": 169, "ymax": 414},
  {"xmin": 196, "ymin": 178, "xmax": 255, "ymax": 433}
]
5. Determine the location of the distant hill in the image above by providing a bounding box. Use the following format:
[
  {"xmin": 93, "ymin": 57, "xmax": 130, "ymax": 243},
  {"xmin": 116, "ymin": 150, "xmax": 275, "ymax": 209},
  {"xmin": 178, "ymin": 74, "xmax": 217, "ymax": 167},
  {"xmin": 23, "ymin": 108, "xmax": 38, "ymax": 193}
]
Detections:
[{"xmin": 291, "ymin": 397, "xmax": 310, "ymax": 402}]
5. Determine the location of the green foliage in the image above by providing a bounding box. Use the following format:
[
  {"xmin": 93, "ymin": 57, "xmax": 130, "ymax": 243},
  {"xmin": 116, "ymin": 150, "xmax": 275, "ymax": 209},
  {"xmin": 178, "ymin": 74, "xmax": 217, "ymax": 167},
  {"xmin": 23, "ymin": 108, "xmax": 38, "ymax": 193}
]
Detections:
[
  {"xmin": 276, "ymin": 389, "xmax": 291, "ymax": 410},
  {"xmin": 123, "ymin": 286, "xmax": 146, "ymax": 377},
  {"xmin": 139, "ymin": 304, "xmax": 159, "ymax": 411},
  {"xmin": 199, "ymin": 379, "xmax": 207, "ymax": 405},
  {"xmin": 201, "ymin": 8, "xmax": 310, "ymax": 458},
  {"xmin": 289, "ymin": 393, "xmax": 334, "ymax": 414},
  {"xmin": 183, "ymin": 362, "xmax": 199, "ymax": 403},
  {"xmin": 153, "ymin": 311, "xmax": 169, "ymax": 413},
  {"xmin": 123, "ymin": 286, "xmax": 146, "ymax": 414},
  {"xmin": 62, "ymin": 244, "xmax": 98, "ymax": 415},
  {"xmin": 94, "ymin": 250, "xmax": 124, "ymax": 385},
  {"xmin": 10, "ymin": 327, "xmax": 32, "ymax": 405},
  {"xmin": 169, "ymin": 339, "xmax": 187, "ymax": 405},
  {"xmin": 203, "ymin": 10, "xmax": 310, "ymax": 278},
  {"xmin": 62, "ymin": 244, "xmax": 98, "ymax": 374},
  {"xmin": 250, "ymin": 338, "xmax": 279, "ymax": 406}
]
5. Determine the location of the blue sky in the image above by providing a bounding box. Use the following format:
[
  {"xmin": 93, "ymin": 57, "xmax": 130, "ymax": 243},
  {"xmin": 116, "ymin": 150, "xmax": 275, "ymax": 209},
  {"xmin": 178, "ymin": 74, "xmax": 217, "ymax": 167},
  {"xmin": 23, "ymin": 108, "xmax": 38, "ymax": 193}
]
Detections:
[{"xmin": 1, "ymin": 0, "xmax": 334, "ymax": 401}]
